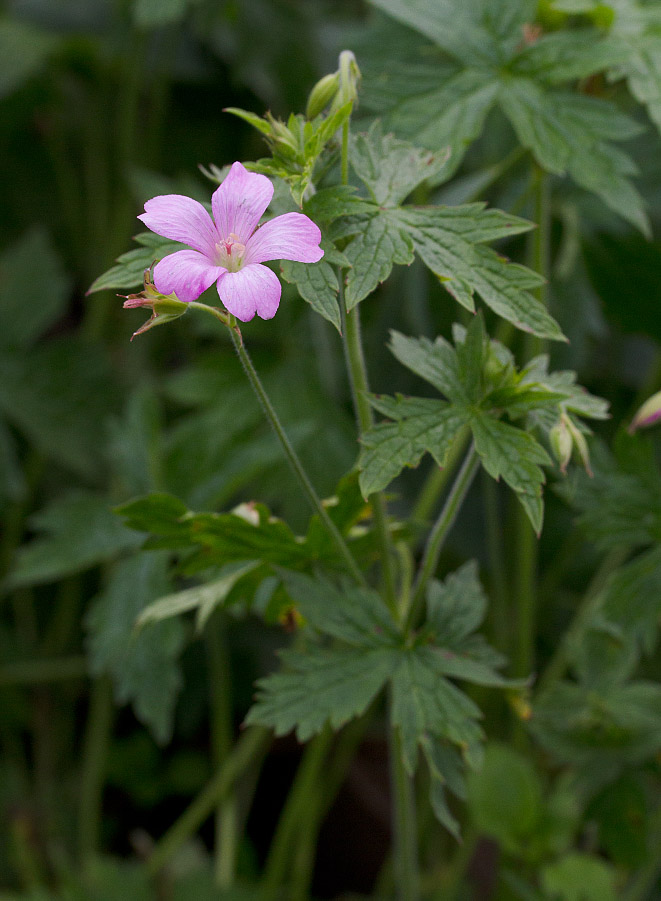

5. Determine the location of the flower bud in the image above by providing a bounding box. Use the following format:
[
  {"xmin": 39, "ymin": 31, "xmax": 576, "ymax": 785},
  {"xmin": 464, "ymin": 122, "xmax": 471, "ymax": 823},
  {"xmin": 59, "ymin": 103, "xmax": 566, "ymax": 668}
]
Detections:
[
  {"xmin": 121, "ymin": 268, "xmax": 188, "ymax": 340},
  {"xmin": 306, "ymin": 72, "xmax": 340, "ymax": 119},
  {"xmin": 550, "ymin": 415, "xmax": 573, "ymax": 474},
  {"xmin": 566, "ymin": 417, "xmax": 593, "ymax": 477},
  {"xmin": 629, "ymin": 389, "xmax": 661, "ymax": 434},
  {"xmin": 335, "ymin": 49, "xmax": 361, "ymax": 110}
]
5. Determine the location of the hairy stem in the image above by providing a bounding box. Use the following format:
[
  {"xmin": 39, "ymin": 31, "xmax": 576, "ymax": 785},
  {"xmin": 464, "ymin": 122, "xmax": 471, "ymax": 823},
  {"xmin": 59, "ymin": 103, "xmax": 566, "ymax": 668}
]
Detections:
[
  {"xmin": 207, "ymin": 314, "xmax": 366, "ymax": 586},
  {"xmin": 407, "ymin": 443, "xmax": 480, "ymax": 631}
]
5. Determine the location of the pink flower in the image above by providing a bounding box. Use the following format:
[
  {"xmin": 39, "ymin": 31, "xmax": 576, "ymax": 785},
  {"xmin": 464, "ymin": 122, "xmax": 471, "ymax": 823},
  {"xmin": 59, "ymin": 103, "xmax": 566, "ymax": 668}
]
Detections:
[{"xmin": 138, "ymin": 161, "xmax": 324, "ymax": 322}]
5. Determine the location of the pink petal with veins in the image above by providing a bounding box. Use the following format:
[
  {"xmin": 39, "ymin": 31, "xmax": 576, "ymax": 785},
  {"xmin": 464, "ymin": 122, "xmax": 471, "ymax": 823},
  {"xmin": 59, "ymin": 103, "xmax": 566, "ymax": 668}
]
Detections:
[
  {"xmin": 245, "ymin": 212, "xmax": 324, "ymax": 265},
  {"xmin": 211, "ymin": 162, "xmax": 274, "ymax": 244},
  {"xmin": 217, "ymin": 263, "xmax": 281, "ymax": 322},
  {"xmin": 154, "ymin": 250, "xmax": 225, "ymax": 302},
  {"xmin": 138, "ymin": 195, "xmax": 219, "ymax": 257}
]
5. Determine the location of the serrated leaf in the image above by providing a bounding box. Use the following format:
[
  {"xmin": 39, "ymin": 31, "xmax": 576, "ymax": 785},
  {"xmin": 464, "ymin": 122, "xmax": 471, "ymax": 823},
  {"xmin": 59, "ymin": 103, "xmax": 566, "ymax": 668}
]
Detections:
[
  {"xmin": 388, "ymin": 331, "xmax": 467, "ymax": 401},
  {"xmin": 280, "ymin": 258, "xmax": 341, "ymax": 331},
  {"xmin": 471, "ymin": 414, "xmax": 550, "ymax": 533},
  {"xmin": 511, "ymin": 32, "xmax": 630, "ymax": 84},
  {"xmin": 5, "ymin": 493, "xmax": 143, "ymax": 590},
  {"xmin": 364, "ymin": 0, "xmax": 648, "ymax": 229},
  {"xmin": 343, "ymin": 211, "xmax": 415, "ymax": 309},
  {"xmin": 86, "ymin": 552, "xmax": 184, "ymax": 744},
  {"xmin": 541, "ymin": 854, "xmax": 617, "ymax": 901},
  {"xmin": 87, "ymin": 233, "xmax": 182, "ymax": 293},
  {"xmin": 350, "ymin": 123, "xmax": 450, "ymax": 205},
  {"xmin": 136, "ymin": 561, "xmax": 260, "ymax": 631},
  {"xmin": 246, "ymin": 645, "xmax": 397, "ymax": 742},
  {"xmin": 302, "ymin": 186, "xmax": 374, "ymax": 223},
  {"xmin": 426, "ymin": 561, "xmax": 487, "ymax": 646},
  {"xmin": 359, "ymin": 402, "xmax": 469, "ymax": 496}
]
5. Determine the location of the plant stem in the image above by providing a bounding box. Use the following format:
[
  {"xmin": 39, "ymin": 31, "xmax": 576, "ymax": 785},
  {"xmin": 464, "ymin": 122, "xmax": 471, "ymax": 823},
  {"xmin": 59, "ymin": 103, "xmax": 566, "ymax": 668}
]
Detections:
[
  {"xmin": 218, "ymin": 315, "xmax": 365, "ymax": 587},
  {"xmin": 411, "ymin": 429, "xmax": 469, "ymax": 527},
  {"xmin": 206, "ymin": 615, "xmax": 238, "ymax": 888},
  {"xmin": 261, "ymin": 727, "xmax": 335, "ymax": 898},
  {"xmin": 288, "ymin": 714, "xmax": 372, "ymax": 901},
  {"xmin": 407, "ymin": 443, "xmax": 480, "ymax": 631},
  {"xmin": 78, "ymin": 675, "xmax": 114, "ymax": 862},
  {"xmin": 342, "ymin": 302, "xmax": 397, "ymax": 610},
  {"xmin": 389, "ymin": 722, "xmax": 420, "ymax": 901},
  {"xmin": 147, "ymin": 725, "xmax": 271, "ymax": 875},
  {"xmin": 537, "ymin": 546, "xmax": 629, "ymax": 693},
  {"xmin": 513, "ymin": 164, "xmax": 550, "ymax": 680}
]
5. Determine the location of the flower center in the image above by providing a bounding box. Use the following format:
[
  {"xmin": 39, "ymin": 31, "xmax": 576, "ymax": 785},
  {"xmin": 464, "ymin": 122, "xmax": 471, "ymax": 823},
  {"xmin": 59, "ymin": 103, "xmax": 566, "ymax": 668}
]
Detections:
[{"xmin": 215, "ymin": 232, "xmax": 246, "ymax": 271}]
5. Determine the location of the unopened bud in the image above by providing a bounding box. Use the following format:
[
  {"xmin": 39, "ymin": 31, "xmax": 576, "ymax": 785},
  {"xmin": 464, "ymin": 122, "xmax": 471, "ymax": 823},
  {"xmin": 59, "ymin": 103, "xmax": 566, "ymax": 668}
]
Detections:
[
  {"xmin": 335, "ymin": 49, "xmax": 361, "ymax": 110},
  {"xmin": 550, "ymin": 416, "xmax": 573, "ymax": 474},
  {"xmin": 306, "ymin": 72, "xmax": 340, "ymax": 119},
  {"xmin": 121, "ymin": 267, "xmax": 188, "ymax": 340},
  {"xmin": 567, "ymin": 418, "xmax": 593, "ymax": 477},
  {"xmin": 629, "ymin": 389, "xmax": 661, "ymax": 434}
]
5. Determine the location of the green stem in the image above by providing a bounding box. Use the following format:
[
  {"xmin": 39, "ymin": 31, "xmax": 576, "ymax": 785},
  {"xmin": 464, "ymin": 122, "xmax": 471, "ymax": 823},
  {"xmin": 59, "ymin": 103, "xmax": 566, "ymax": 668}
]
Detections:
[
  {"xmin": 261, "ymin": 727, "xmax": 334, "ymax": 898},
  {"xmin": 411, "ymin": 430, "xmax": 469, "ymax": 527},
  {"xmin": 288, "ymin": 714, "xmax": 372, "ymax": 901},
  {"xmin": 407, "ymin": 443, "xmax": 480, "ymax": 631},
  {"xmin": 343, "ymin": 301, "xmax": 397, "ymax": 611},
  {"xmin": 483, "ymin": 473, "xmax": 509, "ymax": 654},
  {"xmin": 537, "ymin": 546, "xmax": 629, "ymax": 693},
  {"xmin": 513, "ymin": 165, "xmax": 550, "ymax": 680},
  {"xmin": 389, "ymin": 721, "xmax": 420, "ymax": 901},
  {"xmin": 208, "ymin": 314, "xmax": 365, "ymax": 587},
  {"xmin": 147, "ymin": 725, "xmax": 271, "ymax": 876},
  {"xmin": 78, "ymin": 675, "xmax": 114, "ymax": 862},
  {"xmin": 206, "ymin": 616, "xmax": 238, "ymax": 888}
]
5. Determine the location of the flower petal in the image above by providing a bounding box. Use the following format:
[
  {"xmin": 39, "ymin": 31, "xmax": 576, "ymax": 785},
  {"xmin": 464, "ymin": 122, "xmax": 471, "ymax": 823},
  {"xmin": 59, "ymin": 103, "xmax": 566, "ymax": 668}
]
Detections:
[
  {"xmin": 138, "ymin": 195, "xmax": 219, "ymax": 257},
  {"xmin": 244, "ymin": 212, "xmax": 324, "ymax": 265},
  {"xmin": 216, "ymin": 264, "xmax": 281, "ymax": 322},
  {"xmin": 211, "ymin": 162, "xmax": 274, "ymax": 244},
  {"xmin": 154, "ymin": 250, "xmax": 225, "ymax": 303}
]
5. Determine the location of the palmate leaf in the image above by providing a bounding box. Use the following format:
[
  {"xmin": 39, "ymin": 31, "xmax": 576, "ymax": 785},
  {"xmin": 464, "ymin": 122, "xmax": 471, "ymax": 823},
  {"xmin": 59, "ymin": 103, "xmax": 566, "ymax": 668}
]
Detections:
[
  {"xmin": 366, "ymin": 0, "xmax": 649, "ymax": 232},
  {"xmin": 359, "ymin": 316, "xmax": 600, "ymax": 531},
  {"xmin": 247, "ymin": 566, "xmax": 511, "ymax": 832},
  {"xmin": 335, "ymin": 126, "xmax": 562, "ymax": 338},
  {"xmin": 87, "ymin": 232, "xmax": 182, "ymax": 293}
]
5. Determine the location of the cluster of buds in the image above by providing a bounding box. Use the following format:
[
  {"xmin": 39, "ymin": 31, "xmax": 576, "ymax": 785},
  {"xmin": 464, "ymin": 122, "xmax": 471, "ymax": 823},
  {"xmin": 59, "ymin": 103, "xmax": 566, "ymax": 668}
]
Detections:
[
  {"xmin": 306, "ymin": 49, "xmax": 361, "ymax": 119},
  {"xmin": 121, "ymin": 267, "xmax": 188, "ymax": 340},
  {"xmin": 550, "ymin": 412, "xmax": 592, "ymax": 476}
]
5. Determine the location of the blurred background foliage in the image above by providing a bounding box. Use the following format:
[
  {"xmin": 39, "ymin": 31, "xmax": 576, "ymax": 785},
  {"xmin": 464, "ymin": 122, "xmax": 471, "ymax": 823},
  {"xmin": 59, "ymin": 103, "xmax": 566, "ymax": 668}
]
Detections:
[{"xmin": 3, "ymin": 0, "xmax": 661, "ymax": 898}]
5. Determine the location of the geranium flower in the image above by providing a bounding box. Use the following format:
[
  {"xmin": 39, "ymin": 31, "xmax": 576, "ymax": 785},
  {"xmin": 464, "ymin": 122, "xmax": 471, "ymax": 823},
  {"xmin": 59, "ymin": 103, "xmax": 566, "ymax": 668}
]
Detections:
[{"xmin": 138, "ymin": 161, "xmax": 323, "ymax": 322}]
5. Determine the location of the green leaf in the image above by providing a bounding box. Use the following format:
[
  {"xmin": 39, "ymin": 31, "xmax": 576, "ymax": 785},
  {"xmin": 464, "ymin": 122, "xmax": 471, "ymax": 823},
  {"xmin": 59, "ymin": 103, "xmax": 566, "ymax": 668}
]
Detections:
[
  {"xmin": 467, "ymin": 744, "xmax": 544, "ymax": 853},
  {"xmin": 388, "ymin": 331, "xmax": 467, "ymax": 401},
  {"xmin": 245, "ymin": 645, "xmax": 397, "ymax": 742},
  {"xmin": 0, "ymin": 17, "xmax": 59, "ymax": 99},
  {"xmin": 350, "ymin": 123, "xmax": 450, "ymax": 205},
  {"xmin": 132, "ymin": 0, "xmax": 190, "ymax": 26},
  {"xmin": 136, "ymin": 562, "xmax": 260, "ymax": 632},
  {"xmin": 426, "ymin": 561, "xmax": 487, "ymax": 646},
  {"xmin": 0, "ymin": 228, "xmax": 71, "ymax": 349},
  {"xmin": 531, "ymin": 680, "xmax": 661, "ymax": 770},
  {"xmin": 87, "ymin": 233, "xmax": 182, "ymax": 294},
  {"xmin": 343, "ymin": 211, "xmax": 415, "ymax": 309},
  {"xmin": 301, "ymin": 186, "xmax": 374, "ymax": 223},
  {"xmin": 588, "ymin": 775, "xmax": 648, "ymax": 869},
  {"xmin": 607, "ymin": 0, "xmax": 661, "ymax": 137},
  {"xmin": 364, "ymin": 0, "xmax": 648, "ymax": 230},
  {"xmin": 541, "ymin": 853, "xmax": 617, "ymax": 901},
  {"xmin": 5, "ymin": 493, "xmax": 142, "ymax": 591},
  {"xmin": 280, "ymin": 258, "xmax": 341, "ymax": 332},
  {"xmin": 369, "ymin": 0, "xmax": 536, "ymax": 66},
  {"xmin": 86, "ymin": 553, "xmax": 185, "ymax": 744},
  {"xmin": 471, "ymin": 414, "xmax": 550, "ymax": 533},
  {"xmin": 280, "ymin": 570, "xmax": 399, "ymax": 645},
  {"xmin": 359, "ymin": 400, "xmax": 469, "ymax": 496}
]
